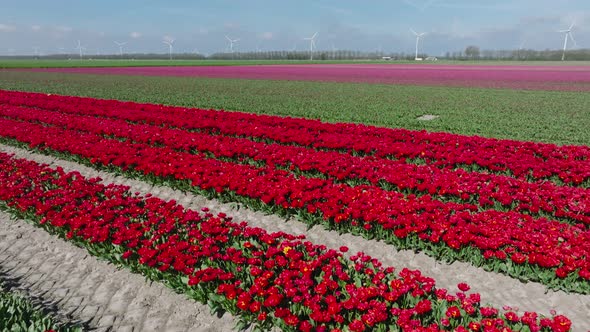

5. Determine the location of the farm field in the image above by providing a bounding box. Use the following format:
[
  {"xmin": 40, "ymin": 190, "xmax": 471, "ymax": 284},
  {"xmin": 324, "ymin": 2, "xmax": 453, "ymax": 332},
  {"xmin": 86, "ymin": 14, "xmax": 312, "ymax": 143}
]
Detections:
[
  {"xmin": 0, "ymin": 61, "xmax": 589, "ymax": 331},
  {"xmin": 3, "ymin": 59, "xmax": 590, "ymax": 69},
  {"xmin": 0, "ymin": 86, "xmax": 589, "ymax": 331},
  {"xmin": 0, "ymin": 59, "xmax": 379, "ymax": 69},
  {"xmin": 21, "ymin": 63, "xmax": 590, "ymax": 91},
  {"xmin": 0, "ymin": 69, "xmax": 589, "ymax": 146}
]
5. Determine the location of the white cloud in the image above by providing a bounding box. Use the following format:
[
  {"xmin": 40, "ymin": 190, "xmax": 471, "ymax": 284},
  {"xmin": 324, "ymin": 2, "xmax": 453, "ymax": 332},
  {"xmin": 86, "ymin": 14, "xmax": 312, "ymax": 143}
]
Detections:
[
  {"xmin": 55, "ymin": 26, "xmax": 73, "ymax": 33},
  {"xmin": 402, "ymin": 0, "xmax": 439, "ymax": 11},
  {"xmin": 130, "ymin": 31, "xmax": 142, "ymax": 38},
  {"xmin": 433, "ymin": 2, "xmax": 517, "ymax": 11},
  {"xmin": 31, "ymin": 25, "xmax": 41, "ymax": 31},
  {"xmin": 316, "ymin": 4, "xmax": 353, "ymax": 16},
  {"xmin": 260, "ymin": 32, "xmax": 273, "ymax": 40},
  {"xmin": 0, "ymin": 23, "xmax": 16, "ymax": 32}
]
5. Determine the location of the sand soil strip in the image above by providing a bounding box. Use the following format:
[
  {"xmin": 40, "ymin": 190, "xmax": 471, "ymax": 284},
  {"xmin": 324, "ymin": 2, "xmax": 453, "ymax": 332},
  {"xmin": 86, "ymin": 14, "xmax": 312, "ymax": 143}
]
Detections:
[{"xmin": 1, "ymin": 143, "xmax": 589, "ymax": 331}]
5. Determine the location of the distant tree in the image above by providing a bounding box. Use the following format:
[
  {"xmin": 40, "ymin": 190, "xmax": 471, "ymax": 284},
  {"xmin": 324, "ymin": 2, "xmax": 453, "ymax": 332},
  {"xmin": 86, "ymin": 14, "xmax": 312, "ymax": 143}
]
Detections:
[{"xmin": 465, "ymin": 45, "xmax": 480, "ymax": 59}]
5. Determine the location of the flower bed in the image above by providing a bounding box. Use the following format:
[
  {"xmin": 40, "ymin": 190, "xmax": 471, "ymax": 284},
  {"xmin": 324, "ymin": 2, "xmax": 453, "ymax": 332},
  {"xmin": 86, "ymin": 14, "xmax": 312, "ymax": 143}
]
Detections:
[
  {"xmin": 0, "ymin": 108, "xmax": 589, "ymax": 293},
  {"xmin": 0, "ymin": 151, "xmax": 573, "ymax": 331},
  {"xmin": 22, "ymin": 64, "xmax": 590, "ymax": 91},
  {"xmin": 1, "ymin": 90, "xmax": 589, "ymax": 186},
  {"xmin": 2, "ymin": 104, "xmax": 589, "ymax": 227}
]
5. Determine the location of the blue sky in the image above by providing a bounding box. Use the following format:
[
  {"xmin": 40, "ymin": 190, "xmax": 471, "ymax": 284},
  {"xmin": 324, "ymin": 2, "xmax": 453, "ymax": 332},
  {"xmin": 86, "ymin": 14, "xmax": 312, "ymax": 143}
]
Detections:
[{"xmin": 1, "ymin": 0, "xmax": 589, "ymax": 56}]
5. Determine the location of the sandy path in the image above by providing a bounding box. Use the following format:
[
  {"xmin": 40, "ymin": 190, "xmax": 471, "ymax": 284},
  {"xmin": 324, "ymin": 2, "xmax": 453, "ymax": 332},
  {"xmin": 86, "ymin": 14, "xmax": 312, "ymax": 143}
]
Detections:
[{"xmin": 1, "ymin": 144, "xmax": 589, "ymax": 331}]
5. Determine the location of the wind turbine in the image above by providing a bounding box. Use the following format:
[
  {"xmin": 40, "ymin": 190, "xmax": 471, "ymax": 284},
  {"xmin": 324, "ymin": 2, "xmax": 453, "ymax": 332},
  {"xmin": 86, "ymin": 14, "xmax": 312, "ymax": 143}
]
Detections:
[
  {"xmin": 163, "ymin": 38, "xmax": 175, "ymax": 60},
  {"xmin": 225, "ymin": 35, "xmax": 239, "ymax": 53},
  {"xmin": 558, "ymin": 21, "xmax": 577, "ymax": 61},
  {"xmin": 303, "ymin": 32, "xmax": 318, "ymax": 60},
  {"xmin": 410, "ymin": 29, "xmax": 426, "ymax": 60},
  {"xmin": 32, "ymin": 46, "xmax": 40, "ymax": 58},
  {"xmin": 114, "ymin": 41, "xmax": 127, "ymax": 57},
  {"xmin": 75, "ymin": 40, "xmax": 86, "ymax": 59},
  {"xmin": 517, "ymin": 40, "xmax": 526, "ymax": 60},
  {"xmin": 331, "ymin": 43, "xmax": 338, "ymax": 59}
]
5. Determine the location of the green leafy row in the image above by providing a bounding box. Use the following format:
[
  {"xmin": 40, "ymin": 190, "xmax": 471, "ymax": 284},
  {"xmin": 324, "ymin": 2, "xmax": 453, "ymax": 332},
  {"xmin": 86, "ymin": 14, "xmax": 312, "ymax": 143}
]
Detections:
[
  {"xmin": 0, "ymin": 283, "xmax": 82, "ymax": 332},
  {"xmin": 0, "ymin": 70, "xmax": 589, "ymax": 146}
]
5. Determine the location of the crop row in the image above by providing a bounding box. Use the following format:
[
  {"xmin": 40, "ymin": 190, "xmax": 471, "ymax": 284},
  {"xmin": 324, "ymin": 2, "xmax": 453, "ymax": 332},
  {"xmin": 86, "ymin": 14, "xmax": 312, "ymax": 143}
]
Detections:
[
  {"xmin": 2, "ymin": 103, "xmax": 589, "ymax": 227},
  {"xmin": 0, "ymin": 282, "xmax": 81, "ymax": 332},
  {"xmin": 24, "ymin": 64, "xmax": 590, "ymax": 92},
  {"xmin": 0, "ymin": 115, "xmax": 589, "ymax": 293},
  {"xmin": 0, "ymin": 151, "xmax": 573, "ymax": 332},
  {"xmin": 1, "ymin": 90, "xmax": 589, "ymax": 186}
]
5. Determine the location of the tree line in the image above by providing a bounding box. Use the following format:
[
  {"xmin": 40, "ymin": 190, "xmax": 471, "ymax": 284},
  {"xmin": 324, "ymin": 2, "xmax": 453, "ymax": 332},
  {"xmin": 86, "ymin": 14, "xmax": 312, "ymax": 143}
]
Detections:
[{"xmin": 3, "ymin": 46, "xmax": 590, "ymax": 61}]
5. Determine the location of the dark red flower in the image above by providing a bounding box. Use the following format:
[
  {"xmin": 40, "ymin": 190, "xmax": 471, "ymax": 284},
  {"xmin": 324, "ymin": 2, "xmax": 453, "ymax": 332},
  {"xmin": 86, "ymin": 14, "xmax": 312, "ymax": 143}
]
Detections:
[{"xmin": 457, "ymin": 282, "xmax": 471, "ymax": 292}]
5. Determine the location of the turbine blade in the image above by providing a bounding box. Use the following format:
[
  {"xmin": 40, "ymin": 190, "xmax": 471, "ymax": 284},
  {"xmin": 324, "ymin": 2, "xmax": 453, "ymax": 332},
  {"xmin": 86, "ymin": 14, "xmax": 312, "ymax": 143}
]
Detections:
[
  {"xmin": 225, "ymin": 35, "xmax": 231, "ymax": 41},
  {"xmin": 569, "ymin": 21, "xmax": 576, "ymax": 30},
  {"xmin": 312, "ymin": 32, "xmax": 318, "ymax": 39},
  {"xmin": 410, "ymin": 28, "xmax": 418, "ymax": 35},
  {"xmin": 569, "ymin": 32, "xmax": 578, "ymax": 47}
]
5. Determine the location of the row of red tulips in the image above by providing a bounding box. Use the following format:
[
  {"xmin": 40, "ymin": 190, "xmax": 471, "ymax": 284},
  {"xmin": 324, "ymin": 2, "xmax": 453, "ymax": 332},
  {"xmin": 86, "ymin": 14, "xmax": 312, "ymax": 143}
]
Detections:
[
  {"xmin": 1, "ymin": 90, "xmax": 589, "ymax": 186},
  {"xmin": 2, "ymin": 103, "xmax": 589, "ymax": 227},
  {"xmin": 0, "ymin": 151, "xmax": 573, "ymax": 331},
  {"xmin": 0, "ymin": 116, "xmax": 588, "ymax": 293}
]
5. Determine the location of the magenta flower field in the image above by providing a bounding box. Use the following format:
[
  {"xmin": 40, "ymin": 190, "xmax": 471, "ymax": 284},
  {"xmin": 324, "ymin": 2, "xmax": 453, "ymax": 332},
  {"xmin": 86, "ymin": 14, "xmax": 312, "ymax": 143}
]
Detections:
[{"xmin": 25, "ymin": 64, "xmax": 590, "ymax": 91}]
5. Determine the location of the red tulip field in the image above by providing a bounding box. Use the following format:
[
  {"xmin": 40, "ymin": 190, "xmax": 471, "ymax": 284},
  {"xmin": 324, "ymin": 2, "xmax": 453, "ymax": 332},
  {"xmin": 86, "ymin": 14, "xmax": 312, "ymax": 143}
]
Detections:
[{"xmin": 0, "ymin": 85, "xmax": 588, "ymax": 330}]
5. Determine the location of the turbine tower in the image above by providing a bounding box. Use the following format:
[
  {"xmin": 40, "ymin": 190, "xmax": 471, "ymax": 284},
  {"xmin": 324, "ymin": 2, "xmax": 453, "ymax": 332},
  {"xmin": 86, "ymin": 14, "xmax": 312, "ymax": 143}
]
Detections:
[
  {"xmin": 75, "ymin": 40, "xmax": 86, "ymax": 59},
  {"xmin": 114, "ymin": 41, "xmax": 127, "ymax": 57},
  {"xmin": 411, "ymin": 29, "xmax": 426, "ymax": 60},
  {"xmin": 225, "ymin": 35, "xmax": 240, "ymax": 53},
  {"xmin": 517, "ymin": 40, "xmax": 526, "ymax": 60},
  {"xmin": 303, "ymin": 32, "xmax": 318, "ymax": 60},
  {"xmin": 559, "ymin": 21, "xmax": 577, "ymax": 61},
  {"xmin": 163, "ymin": 38, "xmax": 175, "ymax": 60}
]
